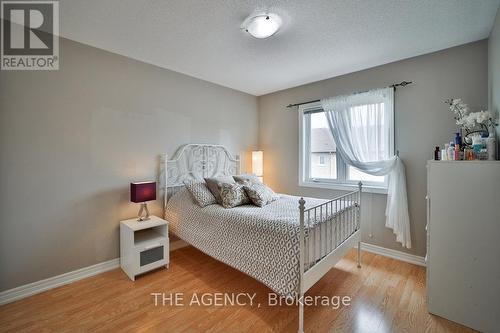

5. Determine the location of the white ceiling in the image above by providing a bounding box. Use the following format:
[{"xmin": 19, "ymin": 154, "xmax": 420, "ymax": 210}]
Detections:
[{"xmin": 60, "ymin": 0, "xmax": 500, "ymax": 96}]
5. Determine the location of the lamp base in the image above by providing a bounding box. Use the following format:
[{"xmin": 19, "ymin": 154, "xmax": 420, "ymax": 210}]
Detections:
[{"xmin": 137, "ymin": 203, "xmax": 150, "ymax": 222}]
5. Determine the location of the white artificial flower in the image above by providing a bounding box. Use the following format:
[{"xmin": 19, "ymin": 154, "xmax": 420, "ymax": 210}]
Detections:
[
  {"xmin": 476, "ymin": 111, "xmax": 487, "ymax": 124},
  {"xmin": 449, "ymin": 99, "xmax": 469, "ymax": 118}
]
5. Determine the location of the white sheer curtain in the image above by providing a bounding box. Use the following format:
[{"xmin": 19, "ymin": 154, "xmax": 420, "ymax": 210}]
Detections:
[{"xmin": 321, "ymin": 88, "xmax": 411, "ymax": 248}]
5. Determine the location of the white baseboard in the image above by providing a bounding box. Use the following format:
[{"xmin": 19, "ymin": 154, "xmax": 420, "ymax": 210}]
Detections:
[
  {"xmin": 0, "ymin": 240, "xmax": 190, "ymax": 306},
  {"xmin": 359, "ymin": 242, "xmax": 426, "ymax": 267},
  {"xmin": 0, "ymin": 258, "xmax": 120, "ymax": 306}
]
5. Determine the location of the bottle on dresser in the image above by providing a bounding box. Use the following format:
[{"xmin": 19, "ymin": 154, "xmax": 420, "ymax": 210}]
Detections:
[
  {"xmin": 472, "ymin": 135, "xmax": 482, "ymax": 155},
  {"xmin": 486, "ymin": 133, "xmax": 496, "ymax": 160},
  {"xmin": 442, "ymin": 143, "xmax": 449, "ymax": 161},
  {"xmin": 454, "ymin": 143, "xmax": 460, "ymax": 161},
  {"xmin": 447, "ymin": 142, "xmax": 455, "ymax": 161},
  {"xmin": 454, "ymin": 132, "xmax": 462, "ymax": 147},
  {"xmin": 434, "ymin": 147, "xmax": 441, "ymax": 161}
]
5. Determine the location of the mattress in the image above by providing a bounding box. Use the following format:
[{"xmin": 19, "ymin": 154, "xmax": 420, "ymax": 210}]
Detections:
[{"xmin": 165, "ymin": 188, "xmax": 357, "ymax": 297}]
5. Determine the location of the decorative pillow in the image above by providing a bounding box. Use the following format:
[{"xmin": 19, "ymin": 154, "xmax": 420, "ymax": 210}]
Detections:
[
  {"xmin": 243, "ymin": 182, "xmax": 280, "ymax": 207},
  {"xmin": 204, "ymin": 176, "xmax": 235, "ymax": 204},
  {"xmin": 218, "ymin": 182, "xmax": 250, "ymax": 208},
  {"xmin": 233, "ymin": 174, "xmax": 261, "ymax": 184},
  {"xmin": 184, "ymin": 180, "xmax": 217, "ymax": 207}
]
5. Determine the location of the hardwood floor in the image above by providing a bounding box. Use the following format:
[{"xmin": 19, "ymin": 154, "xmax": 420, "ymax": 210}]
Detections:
[{"xmin": 0, "ymin": 247, "xmax": 476, "ymax": 333}]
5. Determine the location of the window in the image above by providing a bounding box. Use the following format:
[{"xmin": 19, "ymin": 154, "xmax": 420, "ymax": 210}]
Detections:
[{"xmin": 299, "ymin": 95, "xmax": 393, "ymax": 192}]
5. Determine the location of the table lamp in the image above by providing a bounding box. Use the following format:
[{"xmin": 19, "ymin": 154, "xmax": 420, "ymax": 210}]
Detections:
[
  {"xmin": 130, "ymin": 181, "xmax": 156, "ymax": 221},
  {"xmin": 252, "ymin": 151, "xmax": 263, "ymax": 182}
]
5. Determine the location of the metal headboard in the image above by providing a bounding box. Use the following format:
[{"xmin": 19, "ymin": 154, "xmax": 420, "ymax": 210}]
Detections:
[{"xmin": 160, "ymin": 144, "xmax": 240, "ymax": 213}]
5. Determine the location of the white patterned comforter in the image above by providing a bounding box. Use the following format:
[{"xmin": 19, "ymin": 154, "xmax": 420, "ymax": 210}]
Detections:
[{"xmin": 165, "ymin": 188, "xmax": 356, "ymax": 297}]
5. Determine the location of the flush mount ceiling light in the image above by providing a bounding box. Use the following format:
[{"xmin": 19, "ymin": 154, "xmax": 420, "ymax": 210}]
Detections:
[{"xmin": 243, "ymin": 13, "xmax": 282, "ymax": 39}]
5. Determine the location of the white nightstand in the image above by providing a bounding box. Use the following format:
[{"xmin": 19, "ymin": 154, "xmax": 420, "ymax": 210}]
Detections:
[{"xmin": 120, "ymin": 215, "xmax": 169, "ymax": 281}]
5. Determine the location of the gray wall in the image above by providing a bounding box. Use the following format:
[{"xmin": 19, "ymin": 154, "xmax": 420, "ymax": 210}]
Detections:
[
  {"xmin": 0, "ymin": 38, "xmax": 258, "ymax": 291},
  {"xmin": 0, "ymin": 35, "xmax": 490, "ymax": 291},
  {"xmin": 258, "ymin": 40, "xmax": 488, "ymax": 257},
  {"xmin": 490, "ymin": 7, "xmax": 500, "ymax": 153}
]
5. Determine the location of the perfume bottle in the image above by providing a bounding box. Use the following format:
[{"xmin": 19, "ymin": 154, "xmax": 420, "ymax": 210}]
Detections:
[
  {"xmin": 434, "ymin": 146, "xmax": 441, "ymax": 160},
  {"xmin": 454, "ymin": 132, "xmax": 462, "ymax": 148}
]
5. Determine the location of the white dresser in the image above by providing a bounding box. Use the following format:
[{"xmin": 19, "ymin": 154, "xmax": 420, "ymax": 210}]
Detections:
[{"xmin": 426, "ymin": 161, "xmax": 500, "ymax": 332}]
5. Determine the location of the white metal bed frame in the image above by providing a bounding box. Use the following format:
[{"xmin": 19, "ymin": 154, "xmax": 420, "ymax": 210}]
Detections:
[{"xmin": 161, "ymin": 144, "xmax": 362, "ymax": 333}]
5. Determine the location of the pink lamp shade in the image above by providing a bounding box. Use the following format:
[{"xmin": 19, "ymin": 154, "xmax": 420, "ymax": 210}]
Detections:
[{"xmin": 130, "ymin": 181, "xmax": 156, "ymax": 203}]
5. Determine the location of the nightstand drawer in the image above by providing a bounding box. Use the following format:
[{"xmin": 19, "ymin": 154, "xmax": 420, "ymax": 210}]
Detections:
[
  {"xmin": 137, "ymin": 252, "xmax": 168, "ymax": 275},
  {"xmin": 135, "ymin": 240, "xmax": 169, "ymax": 274},
  {"xmin": 140, "ymin": 244, "xmax": 164, "ymax": 266}
]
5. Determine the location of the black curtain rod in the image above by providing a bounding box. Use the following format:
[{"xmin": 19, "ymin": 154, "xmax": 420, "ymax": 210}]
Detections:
[{"xmin": 285, "ymin": 81, "xmax": 413, "ymax": 108}]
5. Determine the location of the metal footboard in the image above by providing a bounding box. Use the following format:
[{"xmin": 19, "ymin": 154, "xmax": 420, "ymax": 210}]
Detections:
[{"xmin": 297, "ymin": 182, "xmax": 362, "ymax": 333}]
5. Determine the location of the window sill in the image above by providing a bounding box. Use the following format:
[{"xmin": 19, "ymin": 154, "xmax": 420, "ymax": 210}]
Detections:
[{"xmin": 299, "ymin": 180, "xmax": 388, "ymax": 194}]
